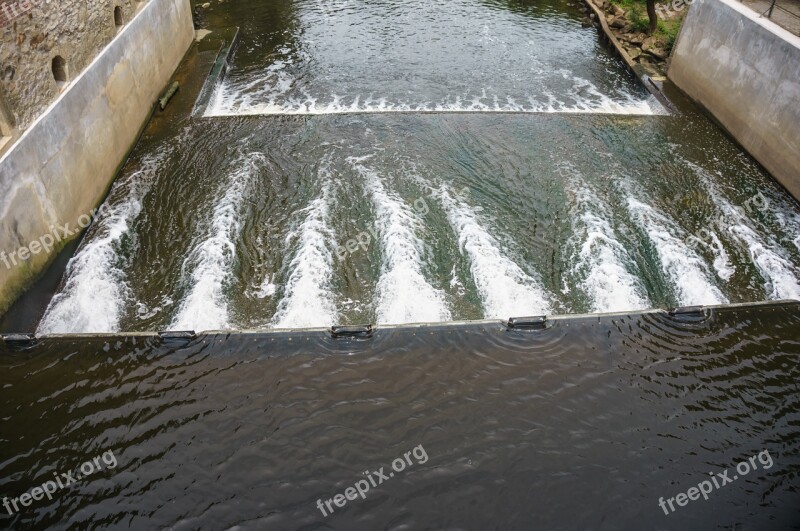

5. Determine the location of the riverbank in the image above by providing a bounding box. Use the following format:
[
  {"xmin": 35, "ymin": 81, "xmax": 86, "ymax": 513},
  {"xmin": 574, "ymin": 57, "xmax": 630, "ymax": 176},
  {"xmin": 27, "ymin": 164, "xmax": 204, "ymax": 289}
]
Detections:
[{"xmin": 582, "ymin": 0, "xmax": 685, "ymax": 77}]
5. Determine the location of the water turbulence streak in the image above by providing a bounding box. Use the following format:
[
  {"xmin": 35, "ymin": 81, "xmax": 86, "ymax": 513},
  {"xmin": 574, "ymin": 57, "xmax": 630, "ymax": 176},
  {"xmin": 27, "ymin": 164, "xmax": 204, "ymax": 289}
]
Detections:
[
  {"xmin": 36, "ymin": 154, "xmax": 164, "ymax": 334},
  {"xmin": 692, "ymin": 165, "xmax": 800, "ymax": 301},
  {"xmin": 24, "ymin": 0, "xmax": 800, "ymax": 334},
  {"xmin": 564, "ymin": 170, "xmax": 649, "ymax": 312},
  {"xmin": 626, "ymin": 195, "xmax": 728, "ymax": 307},
  {"xmin": 170, "ymin": 152, "xmax": 265, "ymax": 331},
  {"xmin": 436, "ymin": 182, "xmax": 552, "ymax": 318},
  {"xmin": 271, "ymin": 162, "xmax": 338, "ymax": 329},
  {"xmin": 204, "ymin": 0, "xmax": 662, "ymax": 117},
  {"xmin": 351, "ymin": 158, "xmax": 451, "ymax": 324}
]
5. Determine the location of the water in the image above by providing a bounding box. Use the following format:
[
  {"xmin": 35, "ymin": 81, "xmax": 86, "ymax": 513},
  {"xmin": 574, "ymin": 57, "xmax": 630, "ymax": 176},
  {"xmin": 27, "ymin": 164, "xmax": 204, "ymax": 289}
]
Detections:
[
  {"xmin": 2, "ymin": 302, "xmax": 800, "ymax": 528},
  {"xmin": 17, "ymin": 0, "xmax": 800, "ymax": 335},
  {"xmin": 3, "ymin": 3, "xmax": 800, "ymax": 526},
  {"xmin": 204, "ymin": 0, "xmax": 662, "ymax": 116}
]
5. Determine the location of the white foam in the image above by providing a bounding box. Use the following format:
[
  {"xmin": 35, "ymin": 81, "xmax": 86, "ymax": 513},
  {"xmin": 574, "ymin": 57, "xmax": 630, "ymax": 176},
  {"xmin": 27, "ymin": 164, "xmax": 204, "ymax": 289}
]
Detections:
[
  {"xmin": 204, "ymin": 84, "xmax": 664, "ymax": 117},
  {"xmin": 567, "ymin": 179, "xmax": 650, "ymax": 312},
  {"xmin": 170, "ymin": 153, "xmax": 264, "ymax": 331},
  {"xmin": 770, "ymin": 209, "xmax": 800, "ymax": 253},
  {"xmin": 436, "ymin": 185, "xmax": 552, "ymax": 318},
  {"xmin": 627, "ymin": 198, "xmax": 728, "ymax": 306},
  {"xmin": 271, "ymin": 170, "xmax": 338, "ymax": 329},
  {"xmin": 700, "ymin": 181, "xmax": 800, "ymax": 300},
  {"xmin": 351, "ymin": 159, "xmax": 451, "ymax": 324},
  {"xmin": 37, "ymin": 156, "xmax": 162, "ymax": 334},
  {"xmin": 706, "ymin": 231, "xmax": 736, "ymax": 281}
]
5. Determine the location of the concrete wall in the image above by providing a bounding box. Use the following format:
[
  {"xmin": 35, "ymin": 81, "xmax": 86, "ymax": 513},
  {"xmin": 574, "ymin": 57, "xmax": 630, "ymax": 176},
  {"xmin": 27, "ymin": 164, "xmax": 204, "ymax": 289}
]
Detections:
[
  {"xmin": 0, "ymin": 0, "xmax": 193, "ymax": 314},
  {"xmin": 1, "ymin": 0, "xmax": 139, "ymax": 130},
  {"xmin": 669, "ymin": 0, "xmax": 800, "ymax": 200}
]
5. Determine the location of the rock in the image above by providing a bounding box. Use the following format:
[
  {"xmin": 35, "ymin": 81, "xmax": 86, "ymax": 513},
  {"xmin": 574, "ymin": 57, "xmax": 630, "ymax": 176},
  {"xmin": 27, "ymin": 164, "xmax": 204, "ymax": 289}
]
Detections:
[
  {"xmin": 628, "ymin": 33, "xmax": 646, "ymax": 45},
  {"xmin": 626, "ymin": 47, "xmax": 642, "ymax": 59},
  {"xmin": 640, "ymin": 62, "xmax": 662, "ymax": 77},
  {"xmin": 202, "ymin": 2, "xmax": 211, "ymax": 8},
  {"xmin": 581, "ymin": 17, "xmax": 593, "ymax": 27},
  {"xmin": 610, "ymin": 17, "xmax": 626, "ymax": 28},
  {"xmin": 642, "ymin": 36, "xmax": 656, "ymax": 50},
  {"xmin": 611, "ymin": 4, "xmax": 625, "ymax": 16},
  {"xmin": 646, "ymin": 47, "xmax": 669, "ymax": 61}
]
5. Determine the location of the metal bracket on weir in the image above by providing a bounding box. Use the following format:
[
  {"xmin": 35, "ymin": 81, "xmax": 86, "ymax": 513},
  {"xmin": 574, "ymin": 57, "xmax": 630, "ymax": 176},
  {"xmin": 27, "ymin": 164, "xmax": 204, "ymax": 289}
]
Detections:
[
  {"xmin": 2, "ymin": 333, "xmax": 38, "ymax": 348},
  {"xmin": 158, "ymin": 331, "xmax": 197, "ymax": 342},
  {"xmin": 330, "ymin": 325, "xmax": 374, "ymax": 339},
  {"xmin": 507, "ymin": 315, "xmax": 548, "ymax": 331},
  {"xmin": 668, "ymin": 305, "xmax": 710, "ymax": 323},
  {"xmin": 668, "ymin": 305, "xmax": 706, "ymax": 316}
]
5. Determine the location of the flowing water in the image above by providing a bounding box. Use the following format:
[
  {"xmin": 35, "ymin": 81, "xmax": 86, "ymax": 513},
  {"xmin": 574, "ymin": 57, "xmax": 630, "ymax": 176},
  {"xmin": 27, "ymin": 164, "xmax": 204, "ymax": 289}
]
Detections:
[
  {"xmin": 3, "ymin": 1, "xmax": 800, "ymax": 528},
  {"xmin": 22, "ymin": 0, "xmax": 800, "ymax": 334},
  {"xmin": 2, "ymin": 302, "xmax": 800, "ymax": 528}
]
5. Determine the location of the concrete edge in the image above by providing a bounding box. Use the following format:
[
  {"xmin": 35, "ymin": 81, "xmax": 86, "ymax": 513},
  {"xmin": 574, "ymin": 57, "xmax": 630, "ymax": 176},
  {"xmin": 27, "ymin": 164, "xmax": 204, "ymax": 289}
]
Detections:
[
  {"xmin": 192, "ymin": 26, "xmax": 241, "ymax": 117},
  {"xmin": 720, "ymin": 0, "xmax": 800, "ymax": 46},
  {"xmin": 585, "ymin": 0, "xmax": 638, "ymax": 71},
  {"xmin": 5, "ymin": 299, "xmax": 797, "ymax": 340},
  {"xmin": 583, "ymin": 0, "xmax": 676, "ymax": 111},
  {"xmin": 0, "ymin": 0, "xmax": 158, "ymax": 167}
]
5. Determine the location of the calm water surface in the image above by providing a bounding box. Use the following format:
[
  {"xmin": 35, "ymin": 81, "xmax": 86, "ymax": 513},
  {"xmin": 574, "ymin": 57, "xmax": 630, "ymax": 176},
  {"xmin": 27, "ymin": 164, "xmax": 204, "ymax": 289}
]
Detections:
[{"xmin": 2, "ymin": 302, "xmax": 800, "ymax": 528}]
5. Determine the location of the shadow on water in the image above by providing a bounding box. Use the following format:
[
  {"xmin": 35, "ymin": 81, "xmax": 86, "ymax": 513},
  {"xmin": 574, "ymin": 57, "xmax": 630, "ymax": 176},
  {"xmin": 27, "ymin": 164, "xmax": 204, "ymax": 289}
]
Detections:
[{"xmin": 1, "ymin": 301, "xmax": 799, "ymax": 528}]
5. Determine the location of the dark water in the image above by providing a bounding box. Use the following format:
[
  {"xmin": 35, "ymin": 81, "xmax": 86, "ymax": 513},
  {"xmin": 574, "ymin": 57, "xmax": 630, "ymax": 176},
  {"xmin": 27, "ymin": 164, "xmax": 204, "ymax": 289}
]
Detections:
[{"xmin": 2, "ymin": 301, "xmax": 800, "ymax": 529}]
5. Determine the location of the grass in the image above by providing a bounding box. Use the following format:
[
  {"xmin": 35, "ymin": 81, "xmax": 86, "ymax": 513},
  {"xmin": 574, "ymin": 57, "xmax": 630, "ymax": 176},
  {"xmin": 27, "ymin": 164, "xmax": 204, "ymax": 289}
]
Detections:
[{"xmin": 608, "ymin": 0, "xmax": 685, "ymax": 52}]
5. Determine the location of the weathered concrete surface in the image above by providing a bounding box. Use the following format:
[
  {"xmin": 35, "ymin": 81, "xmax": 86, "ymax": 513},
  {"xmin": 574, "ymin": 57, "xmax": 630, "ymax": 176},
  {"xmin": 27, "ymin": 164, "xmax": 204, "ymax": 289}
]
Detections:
[
  {"xmin": 669, "ymin": 0, "xmax": 800, "ymax": 200},
  {"xmin": 0, "ymin": 0, "xmax": 193, "ymax": 315},
  {"xmin": 1, "ymin": 0, "xmax": 138, "ymax": 130}
]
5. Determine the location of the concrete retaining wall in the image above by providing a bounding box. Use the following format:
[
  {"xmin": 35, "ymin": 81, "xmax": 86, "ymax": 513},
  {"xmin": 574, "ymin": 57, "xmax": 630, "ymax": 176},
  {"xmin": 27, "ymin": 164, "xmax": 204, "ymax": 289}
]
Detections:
[
  {"xmin": 0, "ymin": 0, "xmax": 193, "ymax": 314},
  {"xmin": 1, "ymin": 0, "xmax": 139, "ymax": 130},
  {"xmin": 669, "ymin": 0, "xmax": 800, "ymax": 200}
]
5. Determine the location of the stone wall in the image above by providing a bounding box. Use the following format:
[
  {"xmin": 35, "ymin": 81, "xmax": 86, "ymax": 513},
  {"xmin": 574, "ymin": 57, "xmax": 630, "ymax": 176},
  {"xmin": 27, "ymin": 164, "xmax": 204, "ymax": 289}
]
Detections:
[
  {"xmin": 669, "ymin": 0, "xmax": 800, "ymax": 201},
  {"xmin": 0, "ymin": 0, "xmax": 139, "ymax": 130},
  {"xmin": 0, "ymin": 0, "xmax": 194, "ymax": 315}
]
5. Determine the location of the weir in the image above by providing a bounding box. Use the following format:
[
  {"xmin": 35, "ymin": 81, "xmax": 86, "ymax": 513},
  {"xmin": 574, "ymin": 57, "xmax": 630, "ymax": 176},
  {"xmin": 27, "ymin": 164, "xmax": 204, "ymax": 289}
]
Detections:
[{"xmin": 1, "ymin": 0, "xmax": 799, "ymax": 528}]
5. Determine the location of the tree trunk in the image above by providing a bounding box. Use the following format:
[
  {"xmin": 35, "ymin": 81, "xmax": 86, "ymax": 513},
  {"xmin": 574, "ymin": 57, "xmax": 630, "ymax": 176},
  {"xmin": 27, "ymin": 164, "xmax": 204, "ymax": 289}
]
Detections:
[{"xmin": 646, "ymin": 0, "xmax": 658, "ymax": 34}]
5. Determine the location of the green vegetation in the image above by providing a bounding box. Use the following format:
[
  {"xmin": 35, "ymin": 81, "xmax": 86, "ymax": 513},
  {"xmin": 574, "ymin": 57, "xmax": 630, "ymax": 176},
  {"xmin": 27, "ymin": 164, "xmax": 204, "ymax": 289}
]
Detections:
[
  {"xmin": 609, "ymin": 0, "xmax": 685, "ymax": 52},
  {"xmin": 657, "ymin": 18, "xmax": 682, "ymax": 50}
]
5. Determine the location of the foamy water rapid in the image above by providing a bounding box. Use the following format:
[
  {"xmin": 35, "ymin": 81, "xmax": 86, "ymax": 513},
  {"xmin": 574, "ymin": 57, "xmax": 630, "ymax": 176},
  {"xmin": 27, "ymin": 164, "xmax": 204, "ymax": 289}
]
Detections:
[
  {"xmin": 566, "ymin": 176, "xmax": 650, "ymax": 312},
  {"xmin": 351, "ymin": 159, "xmax": 451, "ymax": 324},
  {"xmin": 436, "ymin": 184, "xmax": 552, "ymax": 319},
  {"xmin": 37, "ymin": 156, "xmax": 163, "ymax": 334},
  {"xmin": 170, "ymin": 153, "xmax": 266, "ymax": 331},
  {"xmin": 627, "ymin": 197, "xmax": 728, "ymax": 306},
  {"xmin": 271, "ymin": 164, "xmax": 339, "ymax": 329}
]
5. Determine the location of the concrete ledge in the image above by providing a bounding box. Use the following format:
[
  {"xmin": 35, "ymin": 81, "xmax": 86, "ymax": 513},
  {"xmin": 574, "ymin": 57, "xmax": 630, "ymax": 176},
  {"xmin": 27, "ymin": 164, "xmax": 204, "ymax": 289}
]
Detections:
[
  {"xmin": 669, "ymin": 0, "xmax": 800, "ymax": 200},
  {"xmin": 2, "ymin": 299, "xmax": 793, "ymax": 338},
  {"xmin": 0, "ymin": 0, "xmax": 194, "ymax": 315}
]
